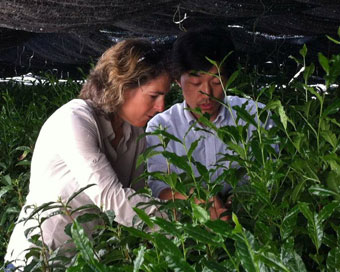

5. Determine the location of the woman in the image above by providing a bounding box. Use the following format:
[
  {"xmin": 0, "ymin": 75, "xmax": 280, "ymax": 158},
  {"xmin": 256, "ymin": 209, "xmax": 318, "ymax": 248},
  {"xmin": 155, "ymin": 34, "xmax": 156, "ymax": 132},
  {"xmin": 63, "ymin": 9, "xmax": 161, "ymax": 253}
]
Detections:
[{"xmin": 5, "ymin": 39, "xmax": 171, "ymax": 266}]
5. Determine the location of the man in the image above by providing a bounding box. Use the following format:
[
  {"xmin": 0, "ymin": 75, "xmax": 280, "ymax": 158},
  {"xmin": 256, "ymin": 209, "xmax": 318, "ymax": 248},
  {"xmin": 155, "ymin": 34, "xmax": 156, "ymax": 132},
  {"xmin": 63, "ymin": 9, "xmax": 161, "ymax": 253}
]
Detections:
[{"xmin": 146, "ymin": 27, "xmax": 274, "ymax": 219}]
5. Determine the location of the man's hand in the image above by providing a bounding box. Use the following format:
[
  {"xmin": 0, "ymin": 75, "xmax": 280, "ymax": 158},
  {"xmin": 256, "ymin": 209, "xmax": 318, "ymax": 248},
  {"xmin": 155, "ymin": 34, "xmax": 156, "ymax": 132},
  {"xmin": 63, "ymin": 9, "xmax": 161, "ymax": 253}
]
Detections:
[
  {"xmin": 158, "ymin": 188, "xmax": 187, "ymax": 200},
  {"xmin": 209, "ymin": 196, "xmax": 231, "ymax": 221},
  {"xmin": 158, "ymin": 188, "xmax": 231, "ymax": 221}
]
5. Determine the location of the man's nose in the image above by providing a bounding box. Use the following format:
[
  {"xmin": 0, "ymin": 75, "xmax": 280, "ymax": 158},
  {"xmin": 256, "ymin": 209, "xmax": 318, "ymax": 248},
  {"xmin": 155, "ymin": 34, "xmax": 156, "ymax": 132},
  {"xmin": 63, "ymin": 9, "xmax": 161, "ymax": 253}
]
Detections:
[{"xmin": 200, "ymin": 82, "xmax": 213, "ymax": 96}]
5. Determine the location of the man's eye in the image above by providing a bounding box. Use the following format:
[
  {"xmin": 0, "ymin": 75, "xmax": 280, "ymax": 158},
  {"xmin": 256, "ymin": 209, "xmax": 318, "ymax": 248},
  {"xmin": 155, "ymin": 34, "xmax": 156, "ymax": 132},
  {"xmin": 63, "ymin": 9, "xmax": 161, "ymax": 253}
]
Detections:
[{"xmin": 211, "ymin": 78, "xmax": 220, "ymax": 84}]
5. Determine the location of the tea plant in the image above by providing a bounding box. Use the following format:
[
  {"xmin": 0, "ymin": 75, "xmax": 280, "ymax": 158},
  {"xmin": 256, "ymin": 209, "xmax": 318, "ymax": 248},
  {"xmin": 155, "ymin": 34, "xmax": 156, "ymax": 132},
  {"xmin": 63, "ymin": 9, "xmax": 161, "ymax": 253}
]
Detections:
[
  {"xmin": 0, "ymin": 76, "xmax": 81, "ymax": 264},
  {"xmin": 135, "ymin": 40, "xmax": 340, "ymax": 270},
  {"xmin": 2, "ymin": 35, "xmax": 340, "ymax": 271}
]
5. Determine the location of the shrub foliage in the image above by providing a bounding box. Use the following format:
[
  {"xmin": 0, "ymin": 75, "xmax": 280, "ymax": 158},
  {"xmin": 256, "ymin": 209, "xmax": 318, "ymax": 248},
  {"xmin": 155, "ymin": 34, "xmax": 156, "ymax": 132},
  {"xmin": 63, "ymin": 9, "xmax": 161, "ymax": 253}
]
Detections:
[{"xmin": 1, "ymin": 38, "xmax": 340, "ymax": 271}]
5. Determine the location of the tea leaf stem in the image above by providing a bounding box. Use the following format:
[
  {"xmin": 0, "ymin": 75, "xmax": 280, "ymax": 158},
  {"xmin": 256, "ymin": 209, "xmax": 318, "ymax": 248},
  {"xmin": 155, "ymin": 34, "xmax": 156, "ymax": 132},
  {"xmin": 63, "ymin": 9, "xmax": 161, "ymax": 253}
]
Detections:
[{"xmin": 222, "ymin": 243, "xmax": 240, "ymax": 271}]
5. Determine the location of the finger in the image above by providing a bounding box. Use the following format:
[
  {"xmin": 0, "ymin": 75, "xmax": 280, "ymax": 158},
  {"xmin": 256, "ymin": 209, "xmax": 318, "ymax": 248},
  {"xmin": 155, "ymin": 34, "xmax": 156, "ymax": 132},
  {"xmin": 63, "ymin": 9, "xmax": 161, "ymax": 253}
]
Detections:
[
  {"xmin": 209, "ymin": 207, "xmax": 219, "ymax": 220},
  {"xmin": 217, "ymin": 208, "xmax": 231, "ymax": 221},
  {"xmin": 213, "ymin": 196, "xmax": 224, "ymax": 209}
]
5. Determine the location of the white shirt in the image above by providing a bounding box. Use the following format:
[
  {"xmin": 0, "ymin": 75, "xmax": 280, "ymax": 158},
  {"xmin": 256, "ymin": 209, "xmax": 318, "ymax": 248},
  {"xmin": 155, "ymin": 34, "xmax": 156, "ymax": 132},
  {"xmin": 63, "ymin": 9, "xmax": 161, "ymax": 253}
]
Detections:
[
  {"xmin": 146, "ymin": 96, "xmax": 274, "ymax": 197},
  {"xmin": 6, "ymin": 99, "xmax": 158, "ymax": 266}
]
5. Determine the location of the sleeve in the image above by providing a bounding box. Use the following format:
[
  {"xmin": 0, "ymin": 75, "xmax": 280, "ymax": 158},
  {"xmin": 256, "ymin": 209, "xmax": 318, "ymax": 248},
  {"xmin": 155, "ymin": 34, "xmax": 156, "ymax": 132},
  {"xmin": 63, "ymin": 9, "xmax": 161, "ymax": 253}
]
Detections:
[
  {"xmin": 57, "ymin": 107, "xmax": 157, "ymax": 227},
  {"xmin": 145, "ymin": 120, "xmax": 171, "ymax": 198}
]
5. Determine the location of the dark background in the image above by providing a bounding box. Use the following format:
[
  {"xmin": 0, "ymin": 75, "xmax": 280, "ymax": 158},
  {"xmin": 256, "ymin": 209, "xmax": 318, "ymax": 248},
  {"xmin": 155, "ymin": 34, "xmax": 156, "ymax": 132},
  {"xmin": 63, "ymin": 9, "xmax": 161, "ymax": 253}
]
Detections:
[{"xmin": 1, "ymin": 0, "xmax": 339, "ymax": 78}]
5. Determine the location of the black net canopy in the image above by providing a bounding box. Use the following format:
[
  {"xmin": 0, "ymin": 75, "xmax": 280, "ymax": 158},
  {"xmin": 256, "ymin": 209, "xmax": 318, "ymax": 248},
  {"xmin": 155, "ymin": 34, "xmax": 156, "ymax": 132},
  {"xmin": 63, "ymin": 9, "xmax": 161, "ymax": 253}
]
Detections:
[{"xmin": 0, "ymin": 0, "xmax": 340, "ymax": 78}]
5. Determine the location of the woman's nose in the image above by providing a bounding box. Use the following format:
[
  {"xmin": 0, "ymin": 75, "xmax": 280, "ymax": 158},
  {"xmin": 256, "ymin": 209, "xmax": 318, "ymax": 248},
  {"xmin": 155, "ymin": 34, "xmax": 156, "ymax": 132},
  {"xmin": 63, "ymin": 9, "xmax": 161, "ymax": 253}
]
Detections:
[{"xmin": 154, "ymin": 97, "xmax": 165, "ymax": 112}]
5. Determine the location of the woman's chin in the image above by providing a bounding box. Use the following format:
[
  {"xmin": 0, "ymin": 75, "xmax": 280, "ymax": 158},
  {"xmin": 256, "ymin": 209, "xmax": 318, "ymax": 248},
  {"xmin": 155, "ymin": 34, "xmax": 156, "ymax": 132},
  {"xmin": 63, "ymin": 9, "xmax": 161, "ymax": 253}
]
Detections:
[{"xmin": 131, "ymin": 121, "xmax": 147, "ymax": 127}]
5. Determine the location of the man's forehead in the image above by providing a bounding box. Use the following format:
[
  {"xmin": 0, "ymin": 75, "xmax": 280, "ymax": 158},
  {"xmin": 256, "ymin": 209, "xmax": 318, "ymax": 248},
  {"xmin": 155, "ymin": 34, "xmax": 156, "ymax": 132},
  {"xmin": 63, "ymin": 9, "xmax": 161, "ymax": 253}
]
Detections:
[
  {"xmin": 187, "ymin": 66, "xmax": 219, "ymax": 77},
  {"xmin": 187, "ymin": 70, "xmax": 219, "ymax": 77}
]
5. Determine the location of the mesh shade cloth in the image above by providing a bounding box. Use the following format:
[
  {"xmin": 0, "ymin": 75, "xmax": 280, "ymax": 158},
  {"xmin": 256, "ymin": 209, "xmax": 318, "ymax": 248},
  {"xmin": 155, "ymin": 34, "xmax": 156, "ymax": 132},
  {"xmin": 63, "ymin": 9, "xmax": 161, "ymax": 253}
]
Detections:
[{"xmin": 0, "ymin": 0, "xmax": 339, "ymax": 78}]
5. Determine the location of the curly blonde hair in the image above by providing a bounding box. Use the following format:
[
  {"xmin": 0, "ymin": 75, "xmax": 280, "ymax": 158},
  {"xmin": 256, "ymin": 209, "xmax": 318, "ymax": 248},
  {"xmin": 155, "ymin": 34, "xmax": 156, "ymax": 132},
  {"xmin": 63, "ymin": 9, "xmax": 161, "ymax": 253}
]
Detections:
[{"xmin": 79, "ymin": 39, "xmax": 170, "ymax": 114}]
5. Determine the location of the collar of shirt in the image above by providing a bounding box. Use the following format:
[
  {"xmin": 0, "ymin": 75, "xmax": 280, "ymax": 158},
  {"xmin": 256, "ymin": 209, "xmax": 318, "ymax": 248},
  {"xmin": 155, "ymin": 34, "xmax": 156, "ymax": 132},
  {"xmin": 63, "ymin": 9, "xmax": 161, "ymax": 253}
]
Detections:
[
  {"xmin": 96, "ymin": 110, "xmax": 132, "ymax": 155},
  {"xmin": 182, "ymin": 99, "xmax": 229, "ymax": 128}
]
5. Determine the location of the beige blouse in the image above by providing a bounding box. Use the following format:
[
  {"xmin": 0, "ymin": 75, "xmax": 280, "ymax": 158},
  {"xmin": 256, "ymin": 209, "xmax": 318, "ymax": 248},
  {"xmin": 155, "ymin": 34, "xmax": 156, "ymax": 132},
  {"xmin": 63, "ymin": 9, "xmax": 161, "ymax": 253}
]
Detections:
[{"xmin": 6, "ymin": 99, "xmax": 157, "ymax": 266}]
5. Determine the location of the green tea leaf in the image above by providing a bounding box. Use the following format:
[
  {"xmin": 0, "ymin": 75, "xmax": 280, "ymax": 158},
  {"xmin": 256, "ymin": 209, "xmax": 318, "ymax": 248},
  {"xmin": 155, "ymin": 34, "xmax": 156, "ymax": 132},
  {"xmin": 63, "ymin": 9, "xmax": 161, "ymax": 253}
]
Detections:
[
  {"xmin": 233, "ymin": 231, "xmax": 258, "ymax": 272},
  {"xmin": 303, "ymin": 63, "xmax": 315, "ymax": 83},
  {"xmin": 201, "ymin": 259, "xmax": 228, "ymax": 272},
  {"xmin": 66, "ymin": 184, "xmax": 96, "ymax": 205},
  {"xmin": 133, "ymin": 207, "xmax": 154, "ymax": 228},
  {"xmin": 252, "ymin": 182, "xmax": 271, "ymax": 206},
  {"xmin": 153, "ymin": 233, "xmax": 182, "ymax": 258},
  {"xmin": 187, "ymin": 137, "xmax": 201, "ymax": 160},
  {"xmin": 3, "ymin": 174, "xmax": 12, "ymax": 185},
  {"xmin": 71, "ymin": 220, "xmax": 107, "ymax": 272},
  {"xmin": 227, "ymin": 141, "xmax": 246, "ymax": 159},
  {"xmin": 322, "ymin": 99, "xmax": 340, "ymax": 118},
  {"xmin": 329, "ymin": 161, "xmax": 340, "ymax": 177},
  {"xmin": 123, "ymin": 226, "xmax": 152, "ymax": 240},
  {"xmin": 0, "ymin": 186, "xmax": 11, "ymax": 199},
  {"xmin": 16, "ymin": 160, "xmax": 31, "ymax": 166},
  {"xmin": 291, "ymin": 132, "xmax": 304, "ymax": 152},
  {"xmin": 318, "ymin": 52, "xmax": 330, "ymax": 75},
  {"xmin": 232, "ymin": 105, "xmax": 257, "ymax": 127},
  {"xmin": 327, "ymin": 171, "xmax": 340, "ymax": 195},
  {"xmin": 289, "ymin": 55, "xmax": 302, "ymax": 65},
  {"xmin": 258, "ymin": 252, "xmax": 290, "ymax": 272},
  {"xmin": 24, "ymin": 201, "xmax": 60, "ymax": 222},
  {"xmin": 250, "ymin": 140, "xmax": 262, "ymax": 163},
  {"xmin": 162, "ymin": 151, "xmax": 192, "ymax": 174},
  {"xmin": 147, "ymin": 129, "xmax": 183, "ymax": 144},
  {"xmin": 191, "ymin": 202, "xmax": 209, "ymax": 224},
  {"xmin": 309, "ymin": 185, "xmax": 339, "ymax": 197},
  {"xmin": 184, "ymin": 224, "xmax": 222, "ymax": 246},
  {"xmin": 320, "ymin": 130, "xmax": 338, "ymax": 149},
  {"xmin": 298, "ymin": 202, "xmax": 323, "ymax": 250},
  {"xmin": 305, "ymin": 85, "xmax": 323, "ymax": 104},
  {"xmin": 280, "ymin": 206, "xmax": 299, "ymax": 240},
  {"xmin": 217, "ymin": 125, "xmax": 241, "ymax": 143},
  {"xmin": 205, "ymin": 56, "xmax": 218, "ymax": 67},
  {"xmin": 76, "ymin": 213, "xmax": 100, "ymax": 224},
  {"xmin": 263, "ymin": 100, "xmax": 288, "ymax": 130},
  {"xmin": 66, "ymin": 255, "xmax": 88, "ymax": 272},
  {"xmin": 137, "ymin": 148, "xmax": 162, "ymax": 167},
  {"xmin": 195, "ymin": 160, "xmax": 209, "ymax": 179},
  {"xmin": 70, "ymin": 204, "xmax": 99, "ymax": 215},
  {"xmin": 133, "ymin": 246, "xmax": 145, "ymax": 272},
  {"xmin": 165, "ymin": 254, "xmax": 195, "ymax": 272},
  {"xmin": 225, "ymin": 70, "xmax": 240, "ymax": 89},
  {"xmin": 299, "ymin": 44, "xmax": 307, "ymax": 58},
  {"xmin": 205, "ymin": 220, "xmax": 233, "ymax": 237},
  {"xmin": 153, "ymin": 217, "xmax": 182, "ymax": 237},
  {"xmin": 280, "ymin": 246, "xmax": 307, "ymax": 272},
  {"xmin": 278, "ymin": 103, "xmax": 288, "ymax": 131},
  {"xmin": 318, "ymin": 202, "xmax": 340, "ymax": 223},
  {"xmin": 326, "ymin": 247, "xmax": 340, "ymax": 271},
  {"xmin": 326, "ymin": 35, "xmax": 340, "ymax": 45},
  {"xmin": 71, "ymin": 222, "xmax": 93, "ymax": 255}
]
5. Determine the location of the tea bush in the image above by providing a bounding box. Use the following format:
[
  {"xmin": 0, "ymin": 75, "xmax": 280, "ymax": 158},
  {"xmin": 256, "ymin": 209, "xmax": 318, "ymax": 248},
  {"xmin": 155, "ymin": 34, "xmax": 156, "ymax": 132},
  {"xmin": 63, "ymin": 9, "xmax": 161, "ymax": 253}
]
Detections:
[
  {"xmin": 1, "ymin": 38, "xmax": 339, "ymax": 271},
  {"xmin": 0, "ymin": 76, "xmax": 81, "ymax": 265}
]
